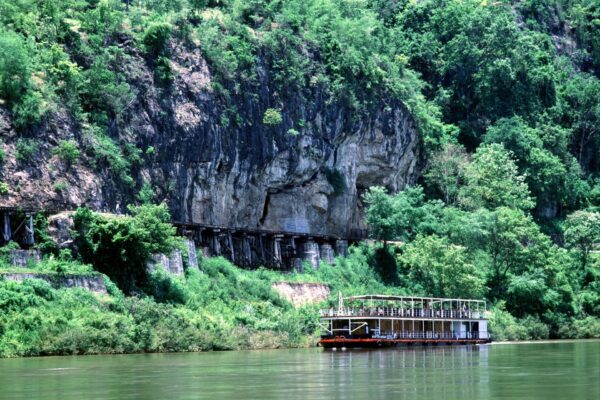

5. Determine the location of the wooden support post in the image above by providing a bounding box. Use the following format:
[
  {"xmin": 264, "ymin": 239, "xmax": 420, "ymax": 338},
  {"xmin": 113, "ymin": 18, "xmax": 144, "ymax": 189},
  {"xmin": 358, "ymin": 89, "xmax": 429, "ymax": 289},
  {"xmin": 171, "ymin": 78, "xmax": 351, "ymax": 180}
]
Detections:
[
  {"xmin": 259, "ymin": 235, "xmax": 265, "ymax": 266},
  {"xmin": 23, "ymin": 214, "xmax": 34, "ymax": 246},
  {"xmin": 274, "ymin": 238, "xmax": 281, "ymax": 267},
  {"xmin": 2, "ymin": 212, "xmax": 10, "ymax": 243},
  {"xmin": 242, "ymin": 235, "xmax": 252, "ymax": 266},
  {"xmin": 228, "ymin": 232, "xmax": 235, "ymax": 262},
  {"xmin": 212, "ymin": 233, "xmax": 221, "ymax": 256}
]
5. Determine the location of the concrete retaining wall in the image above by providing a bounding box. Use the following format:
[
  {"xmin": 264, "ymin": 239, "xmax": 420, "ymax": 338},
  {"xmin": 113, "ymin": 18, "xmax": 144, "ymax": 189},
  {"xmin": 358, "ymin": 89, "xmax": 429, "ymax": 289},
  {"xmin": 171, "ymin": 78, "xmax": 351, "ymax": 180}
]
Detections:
[
  {"xmin": 9, "ymin": 249, "xmax": 41, "ymax": 267},
  {"xmin": 146, "ymin": 240, "xmax": 199, "ymax": 276},
  {"xmin": 1, "ymin": 272, "xmax": 107, "ymax": 293}
]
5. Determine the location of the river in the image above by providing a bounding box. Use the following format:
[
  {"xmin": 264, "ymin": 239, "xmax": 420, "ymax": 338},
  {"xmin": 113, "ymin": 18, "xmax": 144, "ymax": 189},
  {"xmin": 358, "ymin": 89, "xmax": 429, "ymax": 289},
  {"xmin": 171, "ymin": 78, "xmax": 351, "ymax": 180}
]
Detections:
[{"xmin": 0, "ymin": 340, "xmax": 598, "ymax": 399}]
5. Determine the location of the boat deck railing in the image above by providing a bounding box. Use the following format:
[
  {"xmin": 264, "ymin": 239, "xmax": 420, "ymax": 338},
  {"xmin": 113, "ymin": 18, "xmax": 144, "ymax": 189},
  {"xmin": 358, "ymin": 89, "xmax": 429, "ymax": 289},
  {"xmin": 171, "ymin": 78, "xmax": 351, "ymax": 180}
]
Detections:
[
  {"xmin": 372, "ymin": 331, "xmax": 486, "ymax": 340},
  {"xmin": 320, "ymin": 307, "xmax": 484, "ymax": 319},
  {"xmin": 322, "ymin": 331, "xmax": 487, "ymax": 340}
]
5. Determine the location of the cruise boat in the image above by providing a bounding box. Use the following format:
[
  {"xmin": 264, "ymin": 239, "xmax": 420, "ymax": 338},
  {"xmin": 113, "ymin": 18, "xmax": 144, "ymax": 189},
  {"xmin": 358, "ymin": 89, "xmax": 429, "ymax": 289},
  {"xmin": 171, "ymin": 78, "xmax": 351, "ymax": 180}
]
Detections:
[{"xmin": 319, "ymin": 294, "xmax": 490, "ymax": 348}]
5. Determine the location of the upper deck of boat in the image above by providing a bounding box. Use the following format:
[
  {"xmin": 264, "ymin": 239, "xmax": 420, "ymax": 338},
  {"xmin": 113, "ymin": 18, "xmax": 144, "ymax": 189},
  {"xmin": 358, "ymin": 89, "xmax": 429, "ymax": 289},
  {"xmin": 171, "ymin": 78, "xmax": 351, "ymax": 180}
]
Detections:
[{"xmin": 320, "ymin": 294, "xmax": 487, "ymax": 321}]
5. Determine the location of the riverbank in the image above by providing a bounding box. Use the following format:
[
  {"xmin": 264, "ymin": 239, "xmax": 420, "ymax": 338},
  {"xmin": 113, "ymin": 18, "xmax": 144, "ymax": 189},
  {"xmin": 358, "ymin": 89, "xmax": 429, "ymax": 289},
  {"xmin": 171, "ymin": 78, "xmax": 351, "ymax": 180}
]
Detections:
[
  {"xmin": 0, "ymin": 257, "xmax": 320, "ymax": 358},
  {"xmin": 2, "ymin": 245, "xmax": 600, "ymax": 358}
]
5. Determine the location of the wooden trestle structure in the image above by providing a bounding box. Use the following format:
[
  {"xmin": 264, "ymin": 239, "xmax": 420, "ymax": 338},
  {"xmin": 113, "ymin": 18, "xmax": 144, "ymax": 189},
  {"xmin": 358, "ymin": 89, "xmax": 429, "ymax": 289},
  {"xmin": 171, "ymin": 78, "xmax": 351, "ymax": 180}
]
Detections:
[
  {"xmin": 0, "ymin": 206, "xmax": 361, "ymax": 270},
  {"xmin": 0, "ymin": 206, "xmax": 38, "ymax": 248},
  {"xmin": 174, "ymin": 221, "xmax": 353, "ymax": 270},
  {"xmin": 319, "ymin": 294, "xmax": 490, "ymax": 348}
]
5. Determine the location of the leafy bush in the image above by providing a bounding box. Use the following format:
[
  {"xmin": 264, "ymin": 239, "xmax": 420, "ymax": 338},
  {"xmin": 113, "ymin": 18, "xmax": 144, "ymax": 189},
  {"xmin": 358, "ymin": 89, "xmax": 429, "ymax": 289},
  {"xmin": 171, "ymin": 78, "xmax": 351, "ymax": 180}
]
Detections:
[
  {"xmin": 0, "ymin": 33, "xmax": 45, "ymax": 126},
  {"xmin": 85, "ymin": 132, "xmax": 134, "ymax": 185},
  {"xmin": 563, "ymin": 317, "xmax": 600, "ymax": 339},
  {"xmin": 0, "ymin": 32, "xmax": 30, "ymax": 102},
  {"xmin": 143, "ymin": 22, "xmax": 173, "ymax": 56},
  {"xmin": 488, "ymin": 302, "xmax": 529, "ymax": 341},
  {"xmin": 53, "ymin": 181, "xmax": 68, "ymax": 193},
  {"xmin": 33, "ymin": 213, "xmax": 58, "ymax": 255},
  {"xmin": 0, "ymin": 182, "xmax": 8, "ymax": 195},
  {"xmin": 154, "ymin": 55, "xmax": 173, "ymax": 85},
  {"xmin": 36, "ymin": 254, "xmax": 94, "ymax": 275},
  {"xmin": 79, "ymin": 51, "xmax": 134, "ymax": 125},
  {"xmin": 12, "ymin": 91, "xmax": 45, "ymax": 128},
  {"xmin": 147, "ymin": 269, "xmax": 188, "ymax": 304},
  {"xmin": 137, "ymin": 182, "xmax": 155, "ymax": 205},
  {"xmin": 15, "ymin": 138, "xmax": 39, "ymax": 162},
  {"xmin": 52, "ymin": 140, "xmax": 80, "ymax": 165},
  {"xmin": 262, "ymin": 108, "xmax": 282, "ymax": 126},
  {"xmin": 72, "ymin": 204, "xmax": 181, "ymax": 293}
]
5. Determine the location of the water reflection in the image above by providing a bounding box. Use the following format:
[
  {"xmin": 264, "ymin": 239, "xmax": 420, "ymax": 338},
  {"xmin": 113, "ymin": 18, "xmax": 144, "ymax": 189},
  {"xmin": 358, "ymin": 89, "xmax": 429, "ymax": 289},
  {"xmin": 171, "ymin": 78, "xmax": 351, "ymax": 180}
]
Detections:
[{"xmin": 322, "ymin": 346, "xmax": 490, "ymax": 400}]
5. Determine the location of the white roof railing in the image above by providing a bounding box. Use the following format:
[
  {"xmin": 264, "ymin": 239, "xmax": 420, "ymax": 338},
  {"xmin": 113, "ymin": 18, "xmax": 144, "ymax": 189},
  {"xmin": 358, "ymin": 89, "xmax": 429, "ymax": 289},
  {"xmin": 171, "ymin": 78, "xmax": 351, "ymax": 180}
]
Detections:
[{"xmin": 340, "ymin": 294, "xmax": 486, "ymax": 311}]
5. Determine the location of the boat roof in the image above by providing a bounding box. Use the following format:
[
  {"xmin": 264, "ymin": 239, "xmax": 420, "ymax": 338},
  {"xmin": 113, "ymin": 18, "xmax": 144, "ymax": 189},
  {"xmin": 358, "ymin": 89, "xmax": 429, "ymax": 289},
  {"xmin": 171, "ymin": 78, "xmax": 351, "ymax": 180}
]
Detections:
[{"xmin": 344, "ymin": 294, "xmax": 485, "ymax": 304}]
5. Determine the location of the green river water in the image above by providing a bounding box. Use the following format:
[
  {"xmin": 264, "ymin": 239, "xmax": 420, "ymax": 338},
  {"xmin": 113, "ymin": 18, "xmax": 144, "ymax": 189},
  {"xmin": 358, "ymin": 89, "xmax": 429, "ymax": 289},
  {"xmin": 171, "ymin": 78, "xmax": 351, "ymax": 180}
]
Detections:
[{"xmin": 0, "ymin": 340, "xmax": 598, "ymax": 400}]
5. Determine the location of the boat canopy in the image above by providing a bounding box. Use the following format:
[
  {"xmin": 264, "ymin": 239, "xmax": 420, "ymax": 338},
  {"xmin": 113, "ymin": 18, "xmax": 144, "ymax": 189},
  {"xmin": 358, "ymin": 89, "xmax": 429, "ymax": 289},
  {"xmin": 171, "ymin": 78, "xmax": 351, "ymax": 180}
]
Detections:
[{"xmin": 343, "ymin": 294, "xmax": 486, "ymax": 309}]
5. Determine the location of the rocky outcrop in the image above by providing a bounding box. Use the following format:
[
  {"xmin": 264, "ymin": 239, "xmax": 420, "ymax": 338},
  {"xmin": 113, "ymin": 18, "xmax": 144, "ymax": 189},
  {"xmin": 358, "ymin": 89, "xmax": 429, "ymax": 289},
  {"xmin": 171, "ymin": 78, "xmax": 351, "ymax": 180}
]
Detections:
[
  {"xmin": 272, "ymin": 282, "xmax": 330, "ymax": 307},
  {"xmin": 0, "ymin": 40, "xmax": 422, "ymax": 237},
  {"xmin": 47, "ymin": 212, "xmax": 75, "ymax": 250}
]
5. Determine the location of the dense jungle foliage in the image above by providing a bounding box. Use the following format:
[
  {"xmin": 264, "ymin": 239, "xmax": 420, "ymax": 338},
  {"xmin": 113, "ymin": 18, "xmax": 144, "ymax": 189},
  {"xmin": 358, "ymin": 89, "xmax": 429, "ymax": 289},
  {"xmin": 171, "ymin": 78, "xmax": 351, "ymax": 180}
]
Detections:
[
  {"xmin": 1, "ymin": 201, "xmax": 599, "ymax": 358},
  {"xmin": 1, "ymin": 0, "xmax": 600, "ymax": 354}
]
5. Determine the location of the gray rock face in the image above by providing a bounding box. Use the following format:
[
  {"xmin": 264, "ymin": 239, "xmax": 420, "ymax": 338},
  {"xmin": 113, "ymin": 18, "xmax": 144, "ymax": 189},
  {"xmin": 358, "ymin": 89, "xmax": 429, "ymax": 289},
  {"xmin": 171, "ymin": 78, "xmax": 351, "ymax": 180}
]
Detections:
[
  {"xmin": 47, "ymin": 212, "xmax": 75, "ymax": 250},
  {"xmin": 271, "ymin": 282, "xmax": 331, "ymax": 307},
  {"xmin": 0, "ymin": 43, "xmax": 422, "ymax": 237}
]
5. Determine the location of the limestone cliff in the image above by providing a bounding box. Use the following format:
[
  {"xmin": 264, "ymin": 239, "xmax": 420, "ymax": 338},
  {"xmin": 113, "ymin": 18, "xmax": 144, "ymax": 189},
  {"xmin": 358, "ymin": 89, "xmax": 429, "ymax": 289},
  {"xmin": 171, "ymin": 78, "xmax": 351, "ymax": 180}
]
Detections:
[{"xmin": 0, "ymin": 42, "xmax": 422, "ymax": 237}]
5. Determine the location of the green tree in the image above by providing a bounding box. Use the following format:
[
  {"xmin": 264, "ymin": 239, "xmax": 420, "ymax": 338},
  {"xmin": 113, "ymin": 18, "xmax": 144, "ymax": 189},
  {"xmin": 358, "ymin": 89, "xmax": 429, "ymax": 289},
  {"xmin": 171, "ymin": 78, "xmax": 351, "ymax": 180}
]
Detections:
[
  {"xmin": 561, "ymin": 74, "xmax": 600, "ymax": 173},
  {"xmin": 460, "ymin": 144, "xmax": 534, "ymax": 210},
  {"xmin": 395, "ymin": 0, "xmax": 558, "ymax": 143},
  {"xmin": 72, "ymin": 204, "xmax": 180, "ymax": 293},
  {"xmin": 0, "ymin": 32, "xmax": 30, "ymax": 102},
  {"xmin": 398, "ymin": 234, "xmax": 485, "ymax": 298},
  {"xmin": 565, "ymin": 210, "xmax": 600, "ymax": 271},
  {"xmin": 363, "ymin": 186, "xmax": 444, "ymax": 242},
  {"xmin": 363, "ymin": 186, "xmax": 400, "ymax": 242},
  {"xmin": 476, "ymin": 207, "xmax": 554, "ymax": 300},
  {"xmin": 424, "ymin": 142, "xmax": 469, "ymax": 205}
]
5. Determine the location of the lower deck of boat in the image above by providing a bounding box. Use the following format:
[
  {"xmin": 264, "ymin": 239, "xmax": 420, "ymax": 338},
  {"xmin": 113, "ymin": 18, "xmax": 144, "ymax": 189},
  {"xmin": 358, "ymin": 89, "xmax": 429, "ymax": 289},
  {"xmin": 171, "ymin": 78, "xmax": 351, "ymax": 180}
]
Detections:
[{"xmin": 319, "ymin": 337, "xmax": 491, "ymax": 349}]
